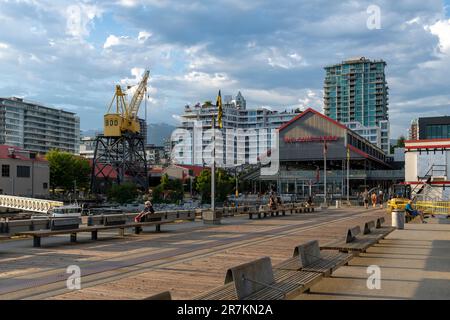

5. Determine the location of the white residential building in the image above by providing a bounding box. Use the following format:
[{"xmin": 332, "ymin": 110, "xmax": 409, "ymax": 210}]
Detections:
[
  {"xmin": 0, "ymin": 97, "xmax": 80, "ymax": 154},
  {"xmin": 345, "ymin": 120, "xmax": 390, "ymax": 154},
  {"xmin": 172, "ymin": 92, "xmax": 300, "ymax": 167},
  {"xmin": 79, "ymin": 136, "xmax": 97, "ymax": 159}
]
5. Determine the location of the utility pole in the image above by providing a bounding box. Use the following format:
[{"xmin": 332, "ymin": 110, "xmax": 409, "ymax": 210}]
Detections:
[
  {"xmin": 235, "ymin": 166, "xmax": 238, "ymax": 196},
  {"xmin": 323, "ymin": 140, "xmax": 327, "ymax": 206},
  {"xmin": 347, "ymin": 146, "xmax": 350, "ymax": 203},
  {"xmin": 74, "ymin": 180, "xmax": 77, "ymax": 201},
  {"xmin": 211, "ymin": 116, "xmax": 215, "ymax": 212}
]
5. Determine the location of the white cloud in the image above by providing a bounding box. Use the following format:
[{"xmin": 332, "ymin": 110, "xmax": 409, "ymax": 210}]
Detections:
[
  {"xmin": 65, "ymin": 3, "xmax": 103, "ymax": 39},
  {"xmin": 265, "ymin": 48, "xmax": 307, "ymax": 69},
  {"xmin": 428, "ymin": 19, "xmax": 450, "ymax": 53},
  {"xmin": 296, "ymin": 89, "xmax": 323, "ymax": 111},
  {"xmin": 117, "ymin": 0, "xmax": 139, "ymax": 7},
  {"xmin": 1, "ymin": 0, "xmax": 450, "ymax": 136},
  {"xmin": 138, "ymin": 31, "xmax": 152, "ymax": 42},
  {"xmin": 103, "ymin": 35, "xmax": 130, "ymax": 48}
]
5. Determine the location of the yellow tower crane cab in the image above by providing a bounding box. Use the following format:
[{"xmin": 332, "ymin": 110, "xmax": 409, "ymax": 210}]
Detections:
[{"xmin": 103, "ymin": 70, "xmax": 149, "ymax": 137}]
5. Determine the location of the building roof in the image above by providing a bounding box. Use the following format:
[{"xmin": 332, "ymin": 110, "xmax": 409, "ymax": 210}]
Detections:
[
  {"xmin": 277, "ymin": 107, "xmax": 348, "ymax": 132},
  {"xmin": 404, "ymin": 138, "xmax": 450, "ymax": 150},
  {"xmin": 177, "ymin": 164, "xmax": 208, "ymax": 177},
  {"xmin": 0, "ymin": 145, "xmax": 47, "ymax": 161},
  {"xmin": 0, "ymin": 97, "xmax": 77, "ymax": 115},
  {"xmin": 276, "ymin": 108, "xmax": 389, "ymax": 165}
]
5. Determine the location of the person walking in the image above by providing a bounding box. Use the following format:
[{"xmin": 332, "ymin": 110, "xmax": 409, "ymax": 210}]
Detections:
[
  {"xmin": 378, "ymin": 189, "xmax": 384, "ymax": 209},
  {"xmin": 371, "ymin": 192, "xmax": 377, "ymax": 208},
  {"xmin": 362, "ymin": 189, "xmax": 369, "ymax": 209}
]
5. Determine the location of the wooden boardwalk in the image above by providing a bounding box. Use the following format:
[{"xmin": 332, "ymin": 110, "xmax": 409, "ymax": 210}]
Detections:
[{"xmin": 0, "ymin": 207, "xmax": 386, "ymax": 300}]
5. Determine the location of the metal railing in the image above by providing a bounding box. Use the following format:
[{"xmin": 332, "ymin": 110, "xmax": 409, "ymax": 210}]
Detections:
[
  {"xmin": 415, "ymin": 201, "xmax": 450, "ymax": 216},
  {"xmin": 0, "ymin": 195, "xmax": 63, "ymax": 213}
]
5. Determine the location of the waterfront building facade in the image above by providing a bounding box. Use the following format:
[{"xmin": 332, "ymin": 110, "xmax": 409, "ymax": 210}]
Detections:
[
  {"xmin": 0, "ymin": 97, "xmax": 80, "ymax": 154},
  {"xmin": 243, "ymin": 108, "xmax": 401, "ymax": 198},
  {"xmin": 323, "ymin": 57, "xmax": 390, "ymax": 154},
  {"xmin": 0, "ymin": 145, "xmax": 49, "ymax": 197}
]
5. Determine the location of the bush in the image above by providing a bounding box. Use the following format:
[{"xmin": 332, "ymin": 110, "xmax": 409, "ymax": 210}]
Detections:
[
  {"xmin": 195, "ymin": 169, "xmax": 234, "ymax": 203},
  {"xmin": 107, "ymin": 183, "xmax": 138, "ymax": 204},
  {"xmin": 152, "ymin": 174, "xmax": 184, "ymax": 203}
]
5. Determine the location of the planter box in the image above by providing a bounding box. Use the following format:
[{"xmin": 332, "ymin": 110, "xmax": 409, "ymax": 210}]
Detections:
[{"xmin": 202, "ymin": 210, "xmax": 221, "ymax": 225}]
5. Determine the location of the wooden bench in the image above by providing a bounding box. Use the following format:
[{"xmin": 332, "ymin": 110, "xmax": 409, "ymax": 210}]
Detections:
[
  {"xmin": 320, "ymin": 225, "xmax": 379, "ymax": 253},
  {"xmin": 143, "ymin": 291, "xmax": 172, "ymax": 300},
  {"xmin": 274, "ymin": 240, "xmax": 353, "ymax": 277},
  {"xmin": 366, "ymin": 217, "xmax": 396, "ymax": 240},
  {"xmin": 195, "ymin": 256, "xmax": 323, "ymax": 300},
  {"xmin": 17, "ymin": 219, "xmax": 175, "ymax": 248},
  {"xmin": 249, "ymin": 204, "xmax": 296, "ymax": 219}
]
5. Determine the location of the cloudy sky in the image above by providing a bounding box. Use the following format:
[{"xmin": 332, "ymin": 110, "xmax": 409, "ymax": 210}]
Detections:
[{"xmin": 0, "ymin": 0, "xmax": 449, "ymax": 138}]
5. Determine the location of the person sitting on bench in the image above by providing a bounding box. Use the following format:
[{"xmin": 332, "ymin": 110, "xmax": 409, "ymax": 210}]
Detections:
[
  {"xmin": 268, "ymin": 193, "xmax": 277, "ymax": 211},
  {"xmin": 135, "ymin": 201, "xmax": 155, "ymax": 222},
  {"xmin": 405, "ymin": 200, "xmax": 426, "ymax": 223},
  {"xmin": 276, "ymin": 195, "xmax": 283, "ymax": 207}
]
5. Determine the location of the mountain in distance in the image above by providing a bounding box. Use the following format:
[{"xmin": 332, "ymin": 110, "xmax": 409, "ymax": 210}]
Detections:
[
  {"xmin": 81, "ymin": 129, "xmax": 102, "ymax": 137},
  {"xmin": 81, "ymin": 123, "xmax": 176, "ymax": 146},
  {"xmin": 146, "ymin": 122, "xmax": 176, "ymax": 145}
]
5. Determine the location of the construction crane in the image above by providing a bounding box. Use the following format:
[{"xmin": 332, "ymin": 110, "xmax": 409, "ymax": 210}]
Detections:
[
  {"xmin": 104, "ymin": 70, "xmax": 150, "ymax": 136},
  {"xmin": 90, "ymin": 70, "xmax": 150, "ymax": 194}
]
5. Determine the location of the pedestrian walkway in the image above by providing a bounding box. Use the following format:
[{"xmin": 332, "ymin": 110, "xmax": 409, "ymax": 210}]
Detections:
[
  {"xmin": 0, "ymin": 207, "xmax": 383, "ymax": 300},
  {"xmin": 295, "ymin": 216, "xmax": 450, "ymax": 300}
]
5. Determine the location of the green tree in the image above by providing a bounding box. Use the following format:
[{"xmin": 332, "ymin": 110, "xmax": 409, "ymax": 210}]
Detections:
[
  {"xmin": 396, "ymin": 135, "xmax": 406, "ymax": 148},
  {"xmin": 195, "ymin": 169, "xmax": 234, "ymax": 203},
  {"xmin": 195, "ymin": 169, "xmax": 211, "ymax": 203},
  {"xmin": 46, "ymin": 149, "xmax": 91, "ymax": 193},
  {"xmin": 390, "ymin": 135, "xmax": 406, "ymax": 154},
  {"xmin": 152, "ymin": 174, "xmax": 184, "ymax": 203},
  {"xmin": 107, "ymin": 183, "xmax": 138, "ymax": 204}
]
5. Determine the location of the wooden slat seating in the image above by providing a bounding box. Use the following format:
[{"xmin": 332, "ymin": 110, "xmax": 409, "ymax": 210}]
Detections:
[
  {"xmin": 195, "ymin": 256, "xmax": 323, "ymax": 300},
  {"xmin": 249, "ymin": 203, "xmax": 310, "ymax": 219},
  {"xmin": 366, "ymin": 217, "xmax": 396, "ymax": 240},
  {"xmin": 274, "ymin": 240, "xmax": 353, "ymax": 277},
  {"xmin": 143, "ymin": 291, "xmax": 172, "ymax": 300},
  {"xmin": 294, "ymin": 203, "xmax": 306, "ymax": 213},
  {"xmin": 17, "ymin": 216, "xmax": 176, "ymax": 248},
  {"xmin": 320, "ymin": 225, "xmax": 378, "ymax": 253}
]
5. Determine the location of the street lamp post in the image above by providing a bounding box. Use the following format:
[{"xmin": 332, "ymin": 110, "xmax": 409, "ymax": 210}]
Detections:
[
  {"xmin": 347, "ymin": 149, "xmax": 350, "ymax": 203},
  {"xmin": 323, "ymin": 140, "xmax": 327, "ymax": 206},
  {"xmin": 211, "ymin": 119, "xmax": 215, "ymax": 212}
]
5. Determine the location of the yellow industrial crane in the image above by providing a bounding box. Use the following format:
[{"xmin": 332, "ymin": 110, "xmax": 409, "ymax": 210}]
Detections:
[
  {"xmin": 91, "ymin": 69, "xmax": 150, "ymax": 193},
  {"xmin": 104, "ymin": 70, "xmax": 150, "ymax": 137}
]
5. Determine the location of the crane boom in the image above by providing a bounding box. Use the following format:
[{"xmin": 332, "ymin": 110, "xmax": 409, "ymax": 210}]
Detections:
[
  {"xmin": 129, "ymin": 70, "xmax": 150, "ymax": 119},
  {"xmin": 103, "ymin": 69, "xmax": 150, "ymax": 137}
]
